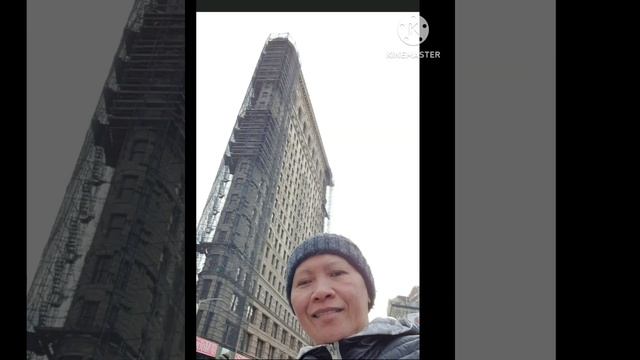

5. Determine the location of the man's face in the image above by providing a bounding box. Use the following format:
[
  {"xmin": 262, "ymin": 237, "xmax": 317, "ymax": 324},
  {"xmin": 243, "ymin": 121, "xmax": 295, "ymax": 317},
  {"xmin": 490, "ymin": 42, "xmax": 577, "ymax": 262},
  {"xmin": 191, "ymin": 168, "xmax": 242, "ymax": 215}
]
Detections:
[{"xmin": 291, "ymin": 254, "xmax": 369, "ymax": 345}]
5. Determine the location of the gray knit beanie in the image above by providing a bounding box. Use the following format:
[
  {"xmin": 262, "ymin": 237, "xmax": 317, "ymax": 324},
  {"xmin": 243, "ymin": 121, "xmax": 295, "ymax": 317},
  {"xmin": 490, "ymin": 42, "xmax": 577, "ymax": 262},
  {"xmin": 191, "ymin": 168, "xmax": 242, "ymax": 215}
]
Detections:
[{"xmin": 285, "ymin": 233, "xmax": 376, "ymax": 313}]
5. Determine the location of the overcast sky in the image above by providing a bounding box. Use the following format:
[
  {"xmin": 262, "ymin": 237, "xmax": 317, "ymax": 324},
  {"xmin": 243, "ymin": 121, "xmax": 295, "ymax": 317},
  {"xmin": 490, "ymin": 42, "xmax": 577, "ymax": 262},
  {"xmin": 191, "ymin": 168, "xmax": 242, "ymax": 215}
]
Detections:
[{"xmin": 197, "ymin": 12, "xmax": 420, "ymax": 321}]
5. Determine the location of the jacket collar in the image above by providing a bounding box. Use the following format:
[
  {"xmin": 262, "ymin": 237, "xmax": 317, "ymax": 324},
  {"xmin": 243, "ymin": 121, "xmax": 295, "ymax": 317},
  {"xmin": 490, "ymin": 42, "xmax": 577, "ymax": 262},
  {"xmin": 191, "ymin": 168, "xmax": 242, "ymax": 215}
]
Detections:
[{"xmin": 297, "ymin": 317, "xmax": 419, "ymax": 358}]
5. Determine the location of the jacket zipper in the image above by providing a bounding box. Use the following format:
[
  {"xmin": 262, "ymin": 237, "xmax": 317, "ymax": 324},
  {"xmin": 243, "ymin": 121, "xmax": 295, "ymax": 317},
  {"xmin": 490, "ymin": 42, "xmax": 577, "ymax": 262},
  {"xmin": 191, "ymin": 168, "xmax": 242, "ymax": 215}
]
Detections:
[{"xmin": 326, "ymin": 342, "xmax": 342, "ymax": 359}]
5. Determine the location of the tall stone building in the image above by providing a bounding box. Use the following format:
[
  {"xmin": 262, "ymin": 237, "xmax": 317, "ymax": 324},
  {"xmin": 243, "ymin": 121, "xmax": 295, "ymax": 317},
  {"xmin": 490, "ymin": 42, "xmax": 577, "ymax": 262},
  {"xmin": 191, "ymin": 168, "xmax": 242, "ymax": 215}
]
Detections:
[
  {"xmin": 196, "ymin": 35, "xmax": 333, "ymax": 359},
  {"xmin": 27, "ymin": 1, "xmax": 185, "ymax": 359}
]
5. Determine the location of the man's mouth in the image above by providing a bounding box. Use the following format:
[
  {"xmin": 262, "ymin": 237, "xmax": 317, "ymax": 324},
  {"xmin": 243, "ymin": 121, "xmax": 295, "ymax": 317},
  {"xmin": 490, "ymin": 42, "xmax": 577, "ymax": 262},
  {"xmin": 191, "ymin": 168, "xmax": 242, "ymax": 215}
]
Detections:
[{"xmin": 311, "ymin": 307, "xmax": 344, "ymax": 318}]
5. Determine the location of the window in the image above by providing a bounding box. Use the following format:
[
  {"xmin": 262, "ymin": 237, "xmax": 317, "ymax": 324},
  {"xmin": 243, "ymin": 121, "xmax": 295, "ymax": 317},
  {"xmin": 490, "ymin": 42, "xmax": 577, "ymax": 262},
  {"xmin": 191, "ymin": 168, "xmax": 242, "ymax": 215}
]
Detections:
[
  {"xmin": 107, "ymin": 213, "xmax": 126, "ymax": 238},
  {"xmin": 207, "ymin": 254, "xmax": 219, "ymax": 271},
  {"xmin": 130, "ymin": 139, "xmax": 152, "ymax": 162},
  {"xmin": 203, "ymin": 312, "xmax": 214, "ymax": 336},
  {"xmin": 196, "ymin": 310, "xmax": 205, "ymax": 327},
  {"xmin": 117, "ymin": 260, "xmax": 131, "ymax": 290},
  {"xmin": 216, "ymin": 230, "xmax": 227, "ymax": 243},
  {"xmin": 290, "ymin": 335, "xmax": 296, "ymax": 350},
  {"xmin": 260, "ymin": 314, "xmax": 269, "ymax": 331},
  {"xmin": 281, "ymin": 330, "xmax": 288, "ymax": 345},
  {"xmin": 230, "ymin": 293, "xmax": 239, "ymax": 313},
  {"xmin": 268, "ymin": 344, "xmax": 275, "ymax": 359},
  {"xmin": 223, "ymin": 321, "xmax": 233, "ymax": 345},
  {"xmin": 240, "ymin": 332, "xmax": 252, "ymax": 352},
  {"xmin": 118, "ymin": 175, "xmax": 138, "ymax": 199},
  {"xmin": 91, "ymin": 255, "xmax": 112, "ymax": 284},
  {"xmin": 199, "ymin": 279, "xmax": 212, "ymax": 299},
  {"xmin": 271, "ymin": 323, "xmax": 279, "ymax": 338},
  {"xmin": 256, "ymin": 339, "xmax": 264, "ymax": 358},
  {"xmin": 77, "ymin": 301, "xmax": 99, "ymax": 328},
  {"xmin": 213, "ymin": 281, "xmax": 222, "ymax": 299},
  {"xmin": 214, "ymin": 256, "xmax": 229, "ymax": 276},
  {"xmin": 228, "ymin": 194, "xmax": 239, "ymax": 208},
  {"xmin": 246, "ymin": 305, "xmax": 256, "ymax": 323}
]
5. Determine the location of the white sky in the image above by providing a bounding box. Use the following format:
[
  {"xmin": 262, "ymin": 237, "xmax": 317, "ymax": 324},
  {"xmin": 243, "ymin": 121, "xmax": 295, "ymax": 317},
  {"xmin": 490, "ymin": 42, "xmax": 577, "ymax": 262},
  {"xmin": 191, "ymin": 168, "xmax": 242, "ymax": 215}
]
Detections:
[{"xmin": 197, "ymin": 12, "xmax": 420, "ymax": 321}]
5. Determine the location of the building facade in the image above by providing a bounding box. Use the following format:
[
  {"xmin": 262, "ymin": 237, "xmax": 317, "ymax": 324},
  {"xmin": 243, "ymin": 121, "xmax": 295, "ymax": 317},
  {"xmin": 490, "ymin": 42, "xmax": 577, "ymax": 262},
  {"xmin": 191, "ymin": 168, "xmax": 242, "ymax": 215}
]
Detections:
[
  {"xmin": 387, "ymin": 286, "xmax": 420, "ymax": 324},
  {"xmin": 196, "ymin": 35, "xmax": 333, "ymax": 359},
  {"xmin": 27, "ymin": 1, "xmax": 185, "ymax": 359}
]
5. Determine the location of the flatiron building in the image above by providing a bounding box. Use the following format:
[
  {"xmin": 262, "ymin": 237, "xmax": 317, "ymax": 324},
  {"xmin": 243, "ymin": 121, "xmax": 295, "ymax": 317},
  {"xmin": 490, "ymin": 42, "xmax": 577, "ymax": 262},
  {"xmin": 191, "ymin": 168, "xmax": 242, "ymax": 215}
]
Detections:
[{"xmin": 196, "ymin": 35, "xmax": 333, "ymax": 359}]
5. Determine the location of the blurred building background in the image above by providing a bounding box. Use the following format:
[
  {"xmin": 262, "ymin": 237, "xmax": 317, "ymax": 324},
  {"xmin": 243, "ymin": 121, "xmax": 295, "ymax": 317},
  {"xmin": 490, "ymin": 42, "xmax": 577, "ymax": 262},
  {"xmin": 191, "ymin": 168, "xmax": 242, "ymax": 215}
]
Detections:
[
  {"xmin": 26, "ymin": 1, "xmax": 185, "ymax": 359},
  {"xmin": 387, "ymin": 286, "xmax": 420, "ymax": 325}
]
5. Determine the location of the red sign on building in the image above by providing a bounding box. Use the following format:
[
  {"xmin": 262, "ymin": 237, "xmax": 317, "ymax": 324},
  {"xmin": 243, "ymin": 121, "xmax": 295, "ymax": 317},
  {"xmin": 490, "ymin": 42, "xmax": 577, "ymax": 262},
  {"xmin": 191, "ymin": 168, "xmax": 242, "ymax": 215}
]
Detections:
[{"xmin": 196, "ymin": 336, "xmax": 219, "ymax": 357}]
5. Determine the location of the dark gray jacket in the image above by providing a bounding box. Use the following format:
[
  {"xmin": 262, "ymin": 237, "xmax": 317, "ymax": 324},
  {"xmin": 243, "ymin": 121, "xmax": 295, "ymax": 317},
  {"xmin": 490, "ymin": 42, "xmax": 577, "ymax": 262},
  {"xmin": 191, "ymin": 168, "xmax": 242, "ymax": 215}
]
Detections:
[{"xmin": 297, "ymin": 317, "xmax": 420, "ymax": 359}]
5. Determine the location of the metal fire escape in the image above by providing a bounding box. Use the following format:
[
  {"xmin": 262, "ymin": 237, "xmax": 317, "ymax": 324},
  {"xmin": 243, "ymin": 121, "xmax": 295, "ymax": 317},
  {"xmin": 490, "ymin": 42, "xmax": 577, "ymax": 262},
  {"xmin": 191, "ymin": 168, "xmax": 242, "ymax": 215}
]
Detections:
[{"xmin": 27, "ymin": 1, "xmax": 185, "ymax": 359}]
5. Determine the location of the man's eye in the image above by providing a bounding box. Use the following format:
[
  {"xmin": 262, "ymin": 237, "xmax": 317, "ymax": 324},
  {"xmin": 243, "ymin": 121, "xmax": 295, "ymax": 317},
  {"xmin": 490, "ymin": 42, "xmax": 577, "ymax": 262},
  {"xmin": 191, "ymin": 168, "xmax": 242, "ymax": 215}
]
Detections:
[
  {"xmin": 296, "ymin": 280, "xmax": 310, "ymax": 287},
  {"xmin": 330, "ymin": 271, "xmax": 346, "ymax": 277}
]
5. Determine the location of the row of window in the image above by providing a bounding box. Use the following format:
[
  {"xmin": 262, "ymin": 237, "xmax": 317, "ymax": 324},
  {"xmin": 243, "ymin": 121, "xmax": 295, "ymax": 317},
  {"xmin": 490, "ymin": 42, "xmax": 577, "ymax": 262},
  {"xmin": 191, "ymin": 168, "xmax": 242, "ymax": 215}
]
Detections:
[
  {"xmin": 106, "ymin": 197, "xmax": 181, "ymax": 240},
  {"xmin": 273, "ymin": 179, "xmax": 322, "ymax": 246},
  {"xmin": 241, "ymin": 321, "xmax": 304, "ymax": 357},
  {"xmin": 252, "ymin": 290, "xmax": 304, "ymax": 340},
  {"xmin": 239, "ymin": 332, "xmax": 294, "ymax": 360},
  {"xmin": 198, "ymin": 276, "xmax": 300, "ymax": 333},
  {"xmin": 196, "ymin": 299, "xmax": 303, "ymax": 355},
  {"xmin": 277, "ymin": 148, "xmax": 324, "ymax": 238},
  {"xmin": 286, "ymin": 119, "xmax": 323, "ymax": 180}
]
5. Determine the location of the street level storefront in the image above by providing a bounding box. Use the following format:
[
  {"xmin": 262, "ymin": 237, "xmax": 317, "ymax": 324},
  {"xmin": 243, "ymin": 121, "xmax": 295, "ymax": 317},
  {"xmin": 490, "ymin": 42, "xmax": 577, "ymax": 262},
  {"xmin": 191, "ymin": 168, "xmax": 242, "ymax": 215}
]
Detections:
[{"xmin": 197, "ymin": 336, "xmax": 252, "ymax": 359}]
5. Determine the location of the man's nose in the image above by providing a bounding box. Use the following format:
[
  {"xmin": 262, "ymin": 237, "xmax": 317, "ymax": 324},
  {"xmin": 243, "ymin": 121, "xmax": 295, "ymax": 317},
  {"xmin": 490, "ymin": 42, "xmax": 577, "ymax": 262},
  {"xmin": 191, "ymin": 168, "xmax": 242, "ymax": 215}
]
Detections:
[{"xmin": 312, "ymin": 278, "xmax": 335, "ymax": 301}]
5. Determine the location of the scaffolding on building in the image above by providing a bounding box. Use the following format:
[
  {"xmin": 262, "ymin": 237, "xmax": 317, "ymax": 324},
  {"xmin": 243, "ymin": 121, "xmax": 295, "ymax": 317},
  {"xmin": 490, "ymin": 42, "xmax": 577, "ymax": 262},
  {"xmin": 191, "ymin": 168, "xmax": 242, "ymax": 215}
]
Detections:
[
  {"xmin": 196, "ymin": 34, "xmax": 299, "ymax": 276},
  {"xmin": 27, "ymin": 1, "xmax": 185, "ymax": 359},
  {"xmin": 196, "ymin": 36, "xmax": 312, "ymax": 359},
  {"xmin": 196, "ymin": 158, "xmax": 233, "ymax": 277}
]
